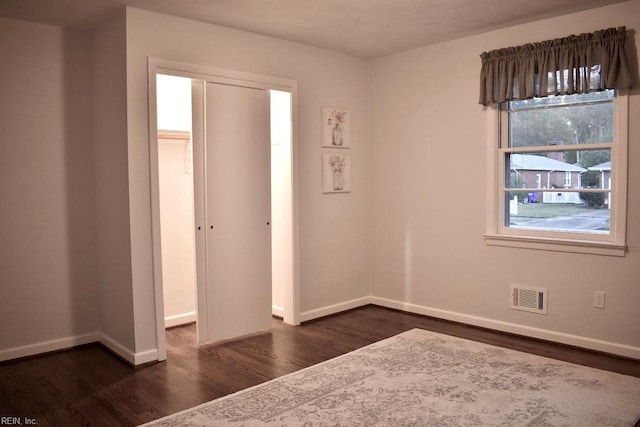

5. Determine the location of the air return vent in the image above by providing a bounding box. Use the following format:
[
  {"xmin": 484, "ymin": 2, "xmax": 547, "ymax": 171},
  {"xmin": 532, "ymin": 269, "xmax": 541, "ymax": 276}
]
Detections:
[{"xmin": 510, "ymin": 284, "xmax": 547, "ymax": 315}]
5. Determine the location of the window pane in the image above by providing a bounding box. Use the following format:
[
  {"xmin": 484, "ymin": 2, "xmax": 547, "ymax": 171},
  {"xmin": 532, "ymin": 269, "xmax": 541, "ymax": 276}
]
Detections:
[
  {"xmin": 506, "ymin": 150, "xmax": 611, "ymax": 189},
  {"xmin": 507, "ymin": 91, "xmax": 614, "ymax": 148},
  {"xmin": 497, "ymin": 90, "xmax": 622, "ymax": 242},
  {"xmin": 505, "ymin": 191, "xmax": 610, "ymax": 234}
]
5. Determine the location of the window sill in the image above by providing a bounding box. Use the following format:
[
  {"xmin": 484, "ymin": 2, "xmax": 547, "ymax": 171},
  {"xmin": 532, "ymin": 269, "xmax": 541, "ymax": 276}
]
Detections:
[{"xmin": 484, "ymin": 233, "xmax": 627, "ymax": 257}]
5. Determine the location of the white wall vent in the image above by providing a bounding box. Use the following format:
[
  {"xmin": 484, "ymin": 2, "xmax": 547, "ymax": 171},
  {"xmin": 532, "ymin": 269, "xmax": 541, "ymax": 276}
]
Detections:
[{"xmin": 510, "ymin": 284, "xmax": 547, "ymax": 315}]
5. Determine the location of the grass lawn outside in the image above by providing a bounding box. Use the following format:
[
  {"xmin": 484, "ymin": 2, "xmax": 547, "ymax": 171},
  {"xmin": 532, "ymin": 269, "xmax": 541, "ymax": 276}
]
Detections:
[{"xmin": 513, "ymin": 203, "xmax": 604, "ymax": 218}]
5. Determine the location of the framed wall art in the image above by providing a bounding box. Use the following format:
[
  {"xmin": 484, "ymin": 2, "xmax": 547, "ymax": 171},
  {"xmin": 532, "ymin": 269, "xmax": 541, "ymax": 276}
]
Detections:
[
  {"xmin": 322, "ymin": 153, "xmax": 351, "ymax": 193},
  {"xmin": 321, "ymin": 107, "xmax": 350, "ymax": 148}
]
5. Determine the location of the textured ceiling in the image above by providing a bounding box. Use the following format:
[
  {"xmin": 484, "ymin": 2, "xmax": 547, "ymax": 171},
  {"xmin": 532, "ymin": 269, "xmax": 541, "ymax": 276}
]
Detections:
[{"xmin": 0, "ymin": 0, "xmax": 629, "ymax": 57}]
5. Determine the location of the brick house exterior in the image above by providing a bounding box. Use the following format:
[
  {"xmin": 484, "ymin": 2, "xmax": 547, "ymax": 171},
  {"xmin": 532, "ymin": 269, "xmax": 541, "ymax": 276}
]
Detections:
[{"xmin": 510, "ymin": 154, "xmax": 587, "ymax": 203}]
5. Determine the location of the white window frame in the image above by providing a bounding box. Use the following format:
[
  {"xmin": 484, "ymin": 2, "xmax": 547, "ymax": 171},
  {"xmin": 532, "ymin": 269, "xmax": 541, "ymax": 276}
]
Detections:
[{"xmin": 484, "ymin": 92, "xmax": 628, "ymax": 257}]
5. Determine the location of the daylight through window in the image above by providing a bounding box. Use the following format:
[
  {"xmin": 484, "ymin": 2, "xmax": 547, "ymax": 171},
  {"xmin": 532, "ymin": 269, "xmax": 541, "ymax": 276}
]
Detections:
[
  {"xmin": 481, "ymin": 27, "xmax": 632, "ymax": 255},
  {"xmin": 501, "ymin": 90, "xmax": 615, "ymax": 236}
]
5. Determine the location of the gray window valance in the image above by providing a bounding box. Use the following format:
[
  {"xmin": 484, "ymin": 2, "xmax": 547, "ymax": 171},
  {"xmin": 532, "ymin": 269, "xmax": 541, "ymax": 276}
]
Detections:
[{"xmin": 479, "ymin": 27, "xmax": 633, "ymax": 106}]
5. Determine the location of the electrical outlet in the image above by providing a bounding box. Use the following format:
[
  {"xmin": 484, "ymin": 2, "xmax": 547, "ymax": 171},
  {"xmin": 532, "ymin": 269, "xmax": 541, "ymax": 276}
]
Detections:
[{"xmin": 593, "ymin": 291, "xmax": 606, "ymax": 309}]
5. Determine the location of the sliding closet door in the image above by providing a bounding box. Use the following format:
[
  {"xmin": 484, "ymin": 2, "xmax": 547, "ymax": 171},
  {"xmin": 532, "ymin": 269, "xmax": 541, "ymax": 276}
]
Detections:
[{"xmin": 204, "ymin": 82, "xmax": 272, "ymax": 342}]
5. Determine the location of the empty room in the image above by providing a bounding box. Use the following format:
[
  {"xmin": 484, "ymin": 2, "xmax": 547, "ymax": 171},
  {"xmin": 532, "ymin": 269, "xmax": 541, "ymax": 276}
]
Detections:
[{"xmin": 1, "ymin": 0, "xmax": 639, "ymax": 425}]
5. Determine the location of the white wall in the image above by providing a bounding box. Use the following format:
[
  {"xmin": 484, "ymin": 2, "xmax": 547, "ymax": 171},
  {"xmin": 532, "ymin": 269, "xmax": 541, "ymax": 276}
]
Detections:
[
  {"xmin": 125, "ymin": 8, "xmax": 371, "ymax": 355},
  {"xmin": 0, "ymin": 18, "xmax": 98, "ymax": 360},
  {"xmin": 271, "ymin": 91, "xmax": 293, "ymax": 316},
  {"xmin": 92, "ymin": 12, "xmax": 136, "ymax": 355},
  {"xmin": 158, "ymin": 137, "xmax": 197, "ymax": 326},
  {"xmin": 156, "ymin": 75, "xmax": 197, "ymax": 328},
  {"xmin": 369, "ymin": 0, "xmax": 640, "ymax": 356},
  {"xmin": 5, "ymin": 2, "xmax": 637, "ymax": 364}
]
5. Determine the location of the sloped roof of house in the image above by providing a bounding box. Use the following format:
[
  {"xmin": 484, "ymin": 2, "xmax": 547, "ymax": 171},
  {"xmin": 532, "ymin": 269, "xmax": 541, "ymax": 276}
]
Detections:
[
  {"xmin": 510, "ymin": 154, "xmax": 587, "ymax": 172},
  {"xmin": 588, "ymin": 161, "xmax": 611, "ymax": 171}
]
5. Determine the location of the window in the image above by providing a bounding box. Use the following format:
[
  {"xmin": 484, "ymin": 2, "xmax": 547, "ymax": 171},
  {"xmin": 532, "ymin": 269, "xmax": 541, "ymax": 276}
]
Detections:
[
  {"xmin": 485, "ymin": 90, "xmax": 628, "ymax": 256},
  {"xmin": 479, "ymin": 27, "xmax": 633, "ymax": 256}
]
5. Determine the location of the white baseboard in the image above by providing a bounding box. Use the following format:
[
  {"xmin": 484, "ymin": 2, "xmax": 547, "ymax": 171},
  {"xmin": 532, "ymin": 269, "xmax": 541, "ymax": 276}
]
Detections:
[
  {"xmin": 98, "ymin": 332, "xmax": 159, "ymax": 366},
  {"xmin": 0, "ymin": 332, "xmax": 99, "ymax": 363},
  {"xmin": 165, "ymin": 311, "xmax": 197, "ymax": 328},
  {"xmin": 370, "ymin": 296, "xmax": 640, "ymax": 360},
  {"xmin": 134, "ymin": 348, "xmax": 160, "ymax": 365},
  {"xmin": 5, "ymin": 298, "xmax": 635, "ymax": 364},
  {"xmin": 98, "ymin": 332, "xmax": 136, "ymax": 365},
  {"xmin": 300, "ymin": 296, "xmax": 371, "ymax": 322},
  {"xmin": 0, "ymin": 332, "xmax": 158, "ymax": 366},
  {"xmin": 272, "ymin": 305, "xmax": 285, "ymax": 318}
]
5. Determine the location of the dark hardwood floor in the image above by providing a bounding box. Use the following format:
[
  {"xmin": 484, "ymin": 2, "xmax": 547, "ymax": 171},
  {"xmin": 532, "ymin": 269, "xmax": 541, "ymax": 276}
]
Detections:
[{"xmin": 1, "ymin": 305, "xmax": 639, "ymax": 426}]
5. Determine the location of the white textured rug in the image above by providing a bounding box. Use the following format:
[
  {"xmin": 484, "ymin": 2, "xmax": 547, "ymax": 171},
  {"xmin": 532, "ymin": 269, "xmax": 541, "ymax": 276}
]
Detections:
[{"xmin": 143, "ymin": 329, "xmax": 640, "ymax": 426}]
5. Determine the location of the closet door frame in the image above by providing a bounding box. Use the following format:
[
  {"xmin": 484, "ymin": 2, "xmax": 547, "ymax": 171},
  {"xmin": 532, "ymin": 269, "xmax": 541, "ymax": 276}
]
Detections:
[{"xmin": 148, "ymin": 58, "xmax": 300, "ymax": 359}]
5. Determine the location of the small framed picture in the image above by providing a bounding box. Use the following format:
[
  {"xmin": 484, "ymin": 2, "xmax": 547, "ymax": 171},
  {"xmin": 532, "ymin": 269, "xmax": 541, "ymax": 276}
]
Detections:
[
  {"xmin": 322, "ymin": 107, "xmax": 350, "ymax": 148},
  {"xmin": 322, "ymin": 153, "xmax": 351, "ymax": 193}
]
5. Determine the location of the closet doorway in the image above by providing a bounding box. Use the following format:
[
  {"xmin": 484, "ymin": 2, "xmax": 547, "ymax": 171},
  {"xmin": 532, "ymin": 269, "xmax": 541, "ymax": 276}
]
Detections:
[{"xmin": 150, "ymin": 61, "xmax": 299, "ymax": 359}]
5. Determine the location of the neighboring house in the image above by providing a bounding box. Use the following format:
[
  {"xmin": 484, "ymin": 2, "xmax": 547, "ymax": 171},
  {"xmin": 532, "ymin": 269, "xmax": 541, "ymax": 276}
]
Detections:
[
  {"xmin": 588, "ymin": 161, "xmax": 612, "ymax": 208},
  {"xmin": 510, "ymin": 154, "xmax": 586, "ymax": 203},
  {"xmin": 588, "ymin": 161, "xmax": 612, "ymax": 189}
]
